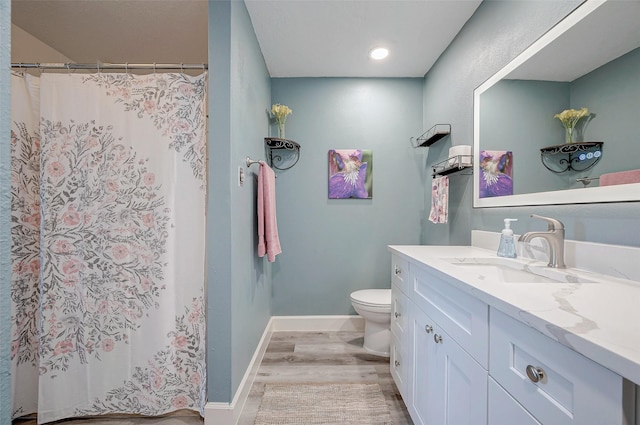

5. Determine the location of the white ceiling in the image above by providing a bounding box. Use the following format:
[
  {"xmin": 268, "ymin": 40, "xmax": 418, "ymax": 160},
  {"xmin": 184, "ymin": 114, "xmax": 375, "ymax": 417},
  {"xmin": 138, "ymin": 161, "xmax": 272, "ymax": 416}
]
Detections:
[
  {"xmin": 244, "ymin": 0, "xmax": 482, "ymax": 77},
  {"xmin": 11, "ymin": 0, "xmax": 482, "ymax": 78},
  {"xmin": 506, "ymin": 0, "xmax": 640, "ymax": 82}
]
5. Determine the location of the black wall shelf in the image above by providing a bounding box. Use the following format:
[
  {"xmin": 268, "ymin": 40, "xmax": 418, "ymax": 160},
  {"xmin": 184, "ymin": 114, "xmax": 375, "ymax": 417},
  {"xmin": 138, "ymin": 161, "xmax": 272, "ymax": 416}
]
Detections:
[
  {"xmin": 540, "ymin": 141, "xmax": 603, "ymax": 173},
  {"xmin": 265, "ymin": 137, "xmax": 301, "ymax": 170},
  {"xmin": 412, "ymin": 124, "xmax": 451, "ymax": 148},
  {"xmin": 431, "ymin": 155, "xmax": 473, "ymax": 177}
]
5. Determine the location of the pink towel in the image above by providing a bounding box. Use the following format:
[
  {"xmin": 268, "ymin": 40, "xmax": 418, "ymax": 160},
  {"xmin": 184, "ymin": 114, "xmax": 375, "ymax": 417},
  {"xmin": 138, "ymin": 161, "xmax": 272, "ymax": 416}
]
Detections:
[
  {"xmin": 600, "ymin": 169, "xmax": 640, "ymax": 186},
  {"xmin": 257, "ymin": 161, "xmax": 282, "ymax": 262}
]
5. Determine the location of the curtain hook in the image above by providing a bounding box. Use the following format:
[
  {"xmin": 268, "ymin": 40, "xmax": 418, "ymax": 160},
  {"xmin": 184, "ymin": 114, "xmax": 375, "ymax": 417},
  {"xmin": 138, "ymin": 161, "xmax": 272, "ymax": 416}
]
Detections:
[
  {"xmin": 125, "ymin": 62, "xmax": 129, "ymax": 75},
  {"xmin": 180, "ymin": 63, "xmax": 184, "ymax": 73},
  {"xmin": 66, "ymin": 63, "xmax": 71, "ymax": 75},
  {"xmin": 14, "ymin": 63, "xmax": 24, "ymax": 77},
  {"xmin": 97, "ymin": 61, "xmax": 101, "ymax": 74},
  {"xmin": 153, "ymin": 62, "xmax": 157, "ymax": 74}
]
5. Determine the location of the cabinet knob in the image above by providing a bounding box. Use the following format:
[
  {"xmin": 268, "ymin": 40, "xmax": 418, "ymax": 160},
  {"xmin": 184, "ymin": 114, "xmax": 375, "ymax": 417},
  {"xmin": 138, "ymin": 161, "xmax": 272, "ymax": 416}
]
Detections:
[
  {"xmin": 526, "ymin": 365, "xmax": 545, "ymax": 383},
  {"xmin": 424, "ymin": 324, "xmax": 433, "ymax": 334},
  {"xmin": 433, "ymin": 334, "xmax": 443, "ymax": 344},
  {"xmin": 395, "ymin": 360, "xmax": 400, "ymax": 367},
  {"xmin": 395, "ymin": 312, "xmax": 401, "ymax": 318},
  {"xmin": 394, "ymin": 266, "xmax": 402, "ymax": 276}
]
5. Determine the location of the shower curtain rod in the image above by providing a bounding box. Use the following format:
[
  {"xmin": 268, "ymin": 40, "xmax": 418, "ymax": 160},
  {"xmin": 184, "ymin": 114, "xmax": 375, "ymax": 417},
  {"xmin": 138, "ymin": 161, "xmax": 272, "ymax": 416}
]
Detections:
[{"xmin": 11, "ymin": 62, "xmax": 208, "ymax": 71}]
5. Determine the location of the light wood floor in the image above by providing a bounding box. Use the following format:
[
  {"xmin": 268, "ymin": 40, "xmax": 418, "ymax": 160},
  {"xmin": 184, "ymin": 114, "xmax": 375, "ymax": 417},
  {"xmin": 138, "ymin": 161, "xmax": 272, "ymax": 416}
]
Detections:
[
  {"xmin": 237, "ymin": 330, "xmax": 413, "ymax": 425},
  {"xmin": 13, "ymin": 330, "xmax": 412, "ymax": 425}
]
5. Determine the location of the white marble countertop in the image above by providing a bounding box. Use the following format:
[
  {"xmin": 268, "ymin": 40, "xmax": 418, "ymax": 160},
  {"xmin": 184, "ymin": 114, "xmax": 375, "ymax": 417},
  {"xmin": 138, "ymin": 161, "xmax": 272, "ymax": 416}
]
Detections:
[{"xmin": 388, "ymin": 245, "xmax": 640, "ymax": 386}]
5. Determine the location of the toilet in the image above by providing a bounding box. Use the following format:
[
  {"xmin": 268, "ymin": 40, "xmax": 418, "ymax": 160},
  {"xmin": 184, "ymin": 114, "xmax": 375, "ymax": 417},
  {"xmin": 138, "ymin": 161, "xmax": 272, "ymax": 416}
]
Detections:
[{"xmin": 350, "ymin": 289, "xmax": 392, "ymax": 357}]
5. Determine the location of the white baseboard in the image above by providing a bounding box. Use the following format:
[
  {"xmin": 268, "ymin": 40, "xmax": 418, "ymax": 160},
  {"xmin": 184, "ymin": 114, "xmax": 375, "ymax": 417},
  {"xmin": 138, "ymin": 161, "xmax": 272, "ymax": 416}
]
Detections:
[
  {"xmin": 204, "ymin": 317, "xmax": 274, "ymax": 425},
  {"xmin": 204, "ymin": 315, "xmax": 363, "ymax": 425},
  {"xmin": 271, "ymin": 315, "xmax": 364, "ymax": 332}
]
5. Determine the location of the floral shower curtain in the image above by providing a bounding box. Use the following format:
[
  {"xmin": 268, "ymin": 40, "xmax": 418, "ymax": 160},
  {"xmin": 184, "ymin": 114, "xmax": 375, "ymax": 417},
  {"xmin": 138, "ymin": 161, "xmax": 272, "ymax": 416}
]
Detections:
[{"xmin": 11, "ymin": 71, "xmax": 207, "ymax": 423}]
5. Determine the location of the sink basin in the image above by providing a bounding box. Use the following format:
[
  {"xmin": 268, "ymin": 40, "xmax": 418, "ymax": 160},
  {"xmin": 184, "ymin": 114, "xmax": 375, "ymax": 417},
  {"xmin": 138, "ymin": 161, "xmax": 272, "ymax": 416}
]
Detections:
[{"xmin": 443, "ymin": 257, "xmax": 597, "ymax": 284}]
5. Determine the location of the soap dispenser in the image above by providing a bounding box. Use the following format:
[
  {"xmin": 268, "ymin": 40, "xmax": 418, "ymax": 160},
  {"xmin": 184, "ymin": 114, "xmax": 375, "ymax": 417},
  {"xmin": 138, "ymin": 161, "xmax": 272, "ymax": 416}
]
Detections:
[{"xmin": 497, "ymin": 218, "xmax": 518, "ymax": 258}]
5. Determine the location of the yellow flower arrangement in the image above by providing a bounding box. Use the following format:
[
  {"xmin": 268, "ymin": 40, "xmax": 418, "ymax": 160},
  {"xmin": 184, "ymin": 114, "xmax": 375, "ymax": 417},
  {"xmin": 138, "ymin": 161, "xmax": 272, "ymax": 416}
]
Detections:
[
  {"xmin": 271, "ymin": 103, "xmax": 292, "ymax": 138},
  {"xmin": 554, "ymin": 107, "xmax": 589, "ymax": 143},
  {"xmin": 271, "ymin": 103, "xmax": 292, "ymax": 123}
]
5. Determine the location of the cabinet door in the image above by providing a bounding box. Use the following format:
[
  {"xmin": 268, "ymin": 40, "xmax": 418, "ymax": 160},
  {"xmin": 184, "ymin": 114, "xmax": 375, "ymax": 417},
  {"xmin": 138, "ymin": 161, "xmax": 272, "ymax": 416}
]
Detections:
[
  {"xmin": 427, "ymin": 323, "xmax": 487, "ymax": 425},
  {"xmin": 391, "ymin": 284, "xmax": 408, "ymax": 396},
  {"xmin": 390, "ymin": 335, "xmax": 406, "ymax": 396},
  {"xmin": 391, "ymin": 283, "xmax": 407, "ymax": 338},
  {"xmin": 391, "ymin": 254, "xmax": 409, "ymax": 294},
  {"xmin": 408, "ymin": 301, "xmax": 431, "ymax": 425},
  {"xmin": 488, "ymin": 378, "xmax": 541, "ymax": 425},
  {"xmin": 409, "ymin": 301, "xmax": 487, "ymax": 425}
]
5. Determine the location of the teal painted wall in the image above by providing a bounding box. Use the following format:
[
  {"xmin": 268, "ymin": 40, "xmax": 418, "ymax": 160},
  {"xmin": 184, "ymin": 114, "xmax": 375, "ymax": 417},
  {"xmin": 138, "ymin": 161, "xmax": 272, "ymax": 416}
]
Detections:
[
  {"xmin": 228, "ymin": 0, "xmax": 273, "ymax": 403},
  {"xmin": 1, "ymin": 0, "xmax": 11, "ymax": 422},
  {"xmin": 480, "ymin": 79, "xmax": 570, "ymax": 194},
  {"xmin": 570, "ymin": 47, "xmax": 640, "ymax": 182},
  {"xmin": 207, "ymin": 0, "xmax": 233, "ymax": 403},
  {"xmin": 270, "ymin": 78, "xmax": 424, "ymax": 315},
  {"xmin": 422, "ymin": 0, "xmax": 640, "ymax": 247},
  {"xmin": 207, "ymin": 0, "xmax": 272, "ymax": 403}
]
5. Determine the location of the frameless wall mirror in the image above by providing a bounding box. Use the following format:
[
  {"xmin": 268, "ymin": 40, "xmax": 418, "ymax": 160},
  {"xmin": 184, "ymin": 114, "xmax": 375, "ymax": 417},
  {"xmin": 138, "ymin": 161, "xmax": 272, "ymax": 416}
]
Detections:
[{"xmin": 473, "ymin": 0, "xmax": 640, "ymax": 207}]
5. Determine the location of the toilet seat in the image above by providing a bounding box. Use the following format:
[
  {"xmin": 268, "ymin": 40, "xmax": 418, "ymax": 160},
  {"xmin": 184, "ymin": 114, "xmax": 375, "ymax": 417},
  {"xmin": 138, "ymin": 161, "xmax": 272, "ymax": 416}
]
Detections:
[{"xmin": 350, "ymin": 289, "xmax": 391, "ymax": 308}]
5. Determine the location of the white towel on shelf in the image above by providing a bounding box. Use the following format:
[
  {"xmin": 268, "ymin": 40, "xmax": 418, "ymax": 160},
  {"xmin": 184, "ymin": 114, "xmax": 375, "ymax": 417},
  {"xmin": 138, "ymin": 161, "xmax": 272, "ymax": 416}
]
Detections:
[{"xmin": 428, "ymin": 175, "xmax": 449, "ymax": 224}]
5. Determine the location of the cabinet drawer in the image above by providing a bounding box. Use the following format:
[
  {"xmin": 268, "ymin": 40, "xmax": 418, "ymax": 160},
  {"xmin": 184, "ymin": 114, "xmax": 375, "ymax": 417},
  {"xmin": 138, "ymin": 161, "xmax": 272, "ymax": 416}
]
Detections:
[
  {"xmin": 390, "ymin": 334, "xmax": 406, "ymax": 397},
  {"xmin": 391, "ymin": 255, "xmax": 408, "ymax": 294},
  {"xmin": 391, "ymin": 284, "xmax": 407, "ymax": 338},
  {"xmin": 489, "ymin": 378, "xmax": 541, "ymax": 425},
  {"xmin": 489, "ymin": 308, "xmax": 623, "ymax": 425},
  {"xmin": 412, "ymin": 263, "xmax": 489, "ymax": 367}
]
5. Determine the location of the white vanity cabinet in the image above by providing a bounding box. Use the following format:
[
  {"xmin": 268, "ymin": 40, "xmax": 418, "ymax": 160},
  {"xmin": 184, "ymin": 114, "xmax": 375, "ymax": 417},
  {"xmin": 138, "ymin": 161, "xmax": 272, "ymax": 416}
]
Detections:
[
  {"xmin": 489, "ymin": 307, "xmax": 624, "ymax": 425},
  {"xmin": 389, "ymin": 249, "xmax": 628, "ymax": 425},
  {"xmin": 404, "ymin": 261, "xmax": 489, "ymax": 425},
  {"xmin": 390, "ymin": 255, "xmax": 409, "ymax": 396}
]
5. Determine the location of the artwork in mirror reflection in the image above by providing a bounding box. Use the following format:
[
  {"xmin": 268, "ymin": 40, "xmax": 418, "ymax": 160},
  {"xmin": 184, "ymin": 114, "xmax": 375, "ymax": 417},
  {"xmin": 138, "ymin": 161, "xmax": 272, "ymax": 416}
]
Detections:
[
  {"xmin": 328, "ymin": 149, "xmax": 373, "ymax": 199},
  {"xmin": 479, "ymin": 150, "xmax": 513, "ymax": 198}
]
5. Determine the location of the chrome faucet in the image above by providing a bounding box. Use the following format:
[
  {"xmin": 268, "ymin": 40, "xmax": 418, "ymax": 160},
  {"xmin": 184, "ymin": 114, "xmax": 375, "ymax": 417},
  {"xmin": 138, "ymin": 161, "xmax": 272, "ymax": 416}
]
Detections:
[{"xmin": 518, "ymin": 214, "xmax": 566, "ymax": 268}]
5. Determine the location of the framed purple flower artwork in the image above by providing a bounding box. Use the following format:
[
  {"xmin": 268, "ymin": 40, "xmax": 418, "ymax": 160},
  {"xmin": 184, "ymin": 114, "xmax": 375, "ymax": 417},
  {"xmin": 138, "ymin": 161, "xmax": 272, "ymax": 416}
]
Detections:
[
  {"xmin": 479, "ymin": 150, "xmax": 513, "ymax": 198},
  {"xmin": 328, "ymin": 149, "xmax": 373, "ymax": 199}
]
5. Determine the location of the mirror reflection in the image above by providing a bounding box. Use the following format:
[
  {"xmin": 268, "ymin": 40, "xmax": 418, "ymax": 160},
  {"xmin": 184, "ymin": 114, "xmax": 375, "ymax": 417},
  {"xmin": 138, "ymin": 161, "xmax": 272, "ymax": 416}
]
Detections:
[{"xmin": 474, "ymin": 0, "xmax": 640, "ymax": 207}]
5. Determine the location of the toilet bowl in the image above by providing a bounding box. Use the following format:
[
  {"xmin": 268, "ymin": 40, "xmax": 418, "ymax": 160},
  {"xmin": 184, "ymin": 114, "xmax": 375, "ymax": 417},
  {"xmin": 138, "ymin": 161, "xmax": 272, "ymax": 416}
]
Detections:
[{"xmin": 350, "ymin": 289, "xmax": 392, "ymax": 357}]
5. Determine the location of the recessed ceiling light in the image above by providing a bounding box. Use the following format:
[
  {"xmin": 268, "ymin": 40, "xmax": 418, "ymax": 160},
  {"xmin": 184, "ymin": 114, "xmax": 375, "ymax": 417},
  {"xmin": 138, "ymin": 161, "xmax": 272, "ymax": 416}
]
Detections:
[{"xmin": 369, "ymin": 47, "xmax": 389, "ymax": 60}]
